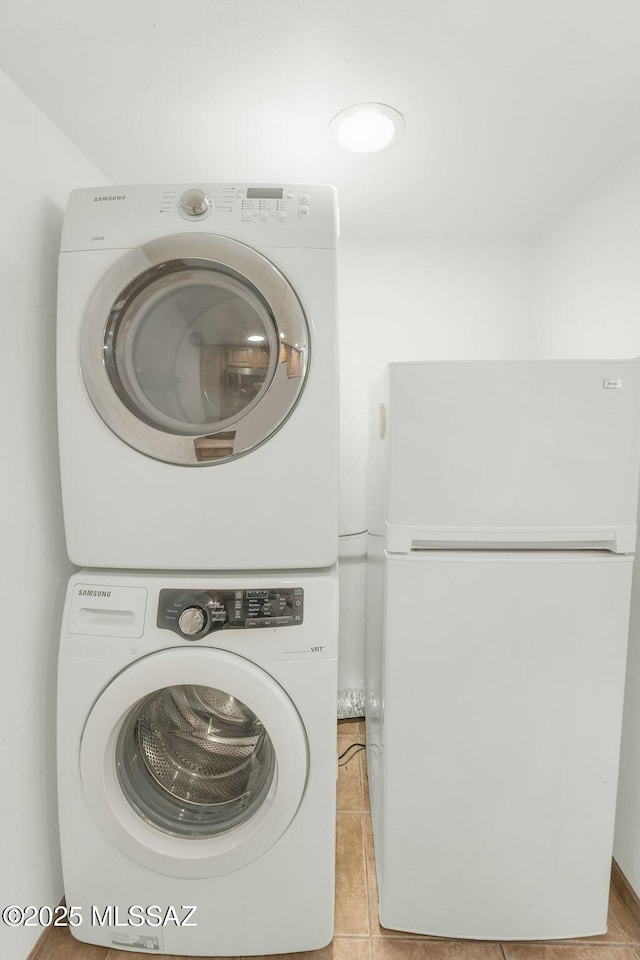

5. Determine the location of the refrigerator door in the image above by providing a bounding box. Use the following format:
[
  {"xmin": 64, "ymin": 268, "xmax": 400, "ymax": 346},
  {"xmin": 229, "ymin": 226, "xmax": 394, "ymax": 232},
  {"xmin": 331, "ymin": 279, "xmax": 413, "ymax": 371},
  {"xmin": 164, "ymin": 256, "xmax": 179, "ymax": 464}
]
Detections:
[
  {"xmin": 382, "ymin": 361, "xmax": 640, "ymax": 553},
  {"xmin": 373, "ymin": 550, "xmax": 633, "ymax": 940}
]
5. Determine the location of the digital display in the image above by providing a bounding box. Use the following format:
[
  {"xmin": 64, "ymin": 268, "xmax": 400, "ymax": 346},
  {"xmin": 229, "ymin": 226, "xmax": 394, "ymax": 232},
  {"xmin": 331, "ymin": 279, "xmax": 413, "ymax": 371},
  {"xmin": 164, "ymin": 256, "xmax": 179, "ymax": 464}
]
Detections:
[{"xmin": 246, "ymin": 188, "xmax": 284, "ymax": 199}]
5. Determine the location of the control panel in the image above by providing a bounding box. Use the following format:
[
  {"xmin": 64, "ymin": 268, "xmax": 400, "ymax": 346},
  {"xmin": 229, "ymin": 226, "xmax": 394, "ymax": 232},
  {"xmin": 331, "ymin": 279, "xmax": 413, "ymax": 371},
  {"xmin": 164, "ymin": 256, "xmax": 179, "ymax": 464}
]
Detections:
[
  {"xmin": 61, "ymin": 183, "xmax": 338, "ymax": 254},
  {"xmin": 158, "ymin": 587, "xmax": 304, "ymax": 640},
  {"xmin": 163, "ymin": 185, "xmax": 314, "ymax": 225}
]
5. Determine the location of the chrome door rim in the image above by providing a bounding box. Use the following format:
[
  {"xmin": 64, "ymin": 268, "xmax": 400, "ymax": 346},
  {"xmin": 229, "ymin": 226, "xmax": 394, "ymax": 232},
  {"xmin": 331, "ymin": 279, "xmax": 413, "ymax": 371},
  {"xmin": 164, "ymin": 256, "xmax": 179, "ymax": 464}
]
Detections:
[{"xmin": 80, "ymin": 233, "xmax": 310, "ymax": 466}]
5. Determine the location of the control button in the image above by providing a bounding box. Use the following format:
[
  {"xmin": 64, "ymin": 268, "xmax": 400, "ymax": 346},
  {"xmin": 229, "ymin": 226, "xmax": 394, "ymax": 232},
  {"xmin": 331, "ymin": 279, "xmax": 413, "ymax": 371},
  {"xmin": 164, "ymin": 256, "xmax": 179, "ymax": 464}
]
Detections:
[
  {"xmin": 179, "ymin": 188, "xmax": 211, "ymax": 217},
  {"xmin": 287, "ymin": 191, "xmax": 294, "ymax": 199},
  {"xmin": 276, "ymin": 616, "xmax": 291, "ymax": 626},
  {"xmin": 259, "ymin": 210, "xmax": 269, "ymax": 221},
  {"xmin": 178, "ymin": 606, "xmax": 206, "ymax": 636},
  {"xmin": 294, "ymin": 599, "xmax": 302, "ymax": 607},
  {"xmin": 298, "ymin": 206, "xmax": 310, "ymax": 220},
  {"xmin": 298, "ymin": 192, "xmax": 310, "ymax": 203},
  {"xmin": 242, "ymin": 211, "xmax": 252, "ymax": 220},
  {"xmin": 277, "ymin": 211, "xmax": 287, "ymax": 221},
  {"xmin": 263, "ymin": 618, "xmax": 276, "ymax": 626}
]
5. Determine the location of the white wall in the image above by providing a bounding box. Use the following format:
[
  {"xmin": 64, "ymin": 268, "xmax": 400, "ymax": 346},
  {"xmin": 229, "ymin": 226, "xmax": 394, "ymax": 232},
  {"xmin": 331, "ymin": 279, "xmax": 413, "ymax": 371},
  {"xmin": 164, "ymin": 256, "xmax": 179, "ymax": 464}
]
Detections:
[
  {"xmin": 533, "ymin": 152, "xmax": 640, "ymax": 359},
  {"xmin": 336, "ymin": 240, "xmax": 535, "ymax": 712},
  {"xmin": 0, "ymin": 70, "xmax": 107, "ymax": 960},
  {"xmin": 339, "ymin": 239, "xmax": 537, "ymax": 535},
  {"xmin": 532, "ymin": 154, "xmax": 640, "ymax": 895}
]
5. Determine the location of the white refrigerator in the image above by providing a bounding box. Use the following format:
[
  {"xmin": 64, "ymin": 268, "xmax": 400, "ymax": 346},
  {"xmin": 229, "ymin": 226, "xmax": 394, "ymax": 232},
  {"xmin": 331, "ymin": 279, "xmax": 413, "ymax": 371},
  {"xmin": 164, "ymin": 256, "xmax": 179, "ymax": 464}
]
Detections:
[{"xmin": 366, "ymin": 360, "xmax": 640, "ymax": 940}]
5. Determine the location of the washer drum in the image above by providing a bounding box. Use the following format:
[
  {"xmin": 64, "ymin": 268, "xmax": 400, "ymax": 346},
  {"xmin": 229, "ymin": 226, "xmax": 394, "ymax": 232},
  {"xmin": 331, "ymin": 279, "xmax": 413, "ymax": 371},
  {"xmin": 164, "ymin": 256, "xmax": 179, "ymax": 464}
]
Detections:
[{"xmin": 116, "ymin": 684, "xmax": 275, "ymax": 838}]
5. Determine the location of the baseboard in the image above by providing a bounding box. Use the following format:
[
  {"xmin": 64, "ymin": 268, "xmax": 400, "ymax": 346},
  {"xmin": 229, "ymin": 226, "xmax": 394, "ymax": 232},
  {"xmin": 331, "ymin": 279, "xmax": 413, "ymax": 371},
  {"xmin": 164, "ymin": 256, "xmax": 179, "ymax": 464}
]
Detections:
[
  {"xmin": 25, "ymin": 899, "xmax": 64, "ymax": 960},
  {"xmin": 25, "ymin": 924, "xmax": 50, "ymax": 960},
  {"xmin": 612, "ymin": 858, "xmax": 640, "ymax": 920}
]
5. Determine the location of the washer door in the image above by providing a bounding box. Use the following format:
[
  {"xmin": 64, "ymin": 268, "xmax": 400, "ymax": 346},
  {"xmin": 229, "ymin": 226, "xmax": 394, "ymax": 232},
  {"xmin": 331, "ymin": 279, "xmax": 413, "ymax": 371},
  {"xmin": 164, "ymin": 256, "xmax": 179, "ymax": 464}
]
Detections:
[
  {"xmin": 80, "ymin": 648, "xmax": 308, "ymax": 879},
  {"xmin": 80, "ymin": 233, "xmax": 309, "ymax": 465}
]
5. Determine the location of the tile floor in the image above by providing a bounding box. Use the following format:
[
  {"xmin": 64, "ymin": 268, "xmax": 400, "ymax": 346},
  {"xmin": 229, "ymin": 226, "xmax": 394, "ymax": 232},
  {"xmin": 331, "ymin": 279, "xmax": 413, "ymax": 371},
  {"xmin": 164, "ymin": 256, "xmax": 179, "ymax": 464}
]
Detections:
[{"xmin": 30, "ymin": 719, "xmax": 640, "ymax": 960}]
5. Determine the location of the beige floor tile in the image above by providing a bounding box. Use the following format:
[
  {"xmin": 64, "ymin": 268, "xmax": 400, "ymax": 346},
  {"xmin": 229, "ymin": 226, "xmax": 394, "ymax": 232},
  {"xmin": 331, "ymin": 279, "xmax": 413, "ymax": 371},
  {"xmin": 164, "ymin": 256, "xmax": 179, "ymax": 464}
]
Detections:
[
  {"xmin": 373, "ymin": 939, "xmax": 504, "ymax": 959},
  {"xmin": 335, "ymin": 813, "xmax": 370, "ymax": 936},
  {"xmin": 338, "ymin": 718, "xmax": 366, "ymax": 748},
  {"xmin": 338, "ymin": 736, "xmax": 365, "ymax": 812},
  {"xmin": 502, "ymin": 945, "xmax": 638, "ymax": 959},
  {"xmin": 250, "ymin": 937, "xmax": 371, "ymax": 960}
]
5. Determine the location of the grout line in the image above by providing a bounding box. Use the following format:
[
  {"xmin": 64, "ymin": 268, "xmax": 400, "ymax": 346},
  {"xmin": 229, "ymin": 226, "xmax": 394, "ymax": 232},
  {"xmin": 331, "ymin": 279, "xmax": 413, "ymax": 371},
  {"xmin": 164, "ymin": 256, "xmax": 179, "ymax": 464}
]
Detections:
[{"xmin": 333, "ymin": 934, "xmax": 374, "ymax": 939}]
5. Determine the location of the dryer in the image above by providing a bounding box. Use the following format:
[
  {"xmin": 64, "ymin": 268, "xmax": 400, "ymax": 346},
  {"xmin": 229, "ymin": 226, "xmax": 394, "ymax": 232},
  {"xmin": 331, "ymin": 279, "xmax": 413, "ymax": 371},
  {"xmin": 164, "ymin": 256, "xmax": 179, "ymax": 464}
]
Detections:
[
  {"xmin": 57, "ymin": 567, "xmax": 338, "ymax": 956},
  {"xmin": 57, "ymin": 183, "xmax": 338, "ymax": 570}
]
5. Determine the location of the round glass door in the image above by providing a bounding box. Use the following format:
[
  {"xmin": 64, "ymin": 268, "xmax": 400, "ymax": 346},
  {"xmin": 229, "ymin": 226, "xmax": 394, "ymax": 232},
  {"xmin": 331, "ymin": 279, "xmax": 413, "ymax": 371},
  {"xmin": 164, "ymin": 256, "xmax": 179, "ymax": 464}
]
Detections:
[
  {"xmin": 105, "ymin": 263, "xmax": 278, "ymax": 436},
  {"xmin": 79, "ymin": 647, "xmax": 308, "ymax": 879},
  {"xmin": 81, "ymin": 234, "xmax": 309, "ymax": 465},
  {"xmin": 116, "ymin": 684, "xmax": 275, "ymax": 838}
]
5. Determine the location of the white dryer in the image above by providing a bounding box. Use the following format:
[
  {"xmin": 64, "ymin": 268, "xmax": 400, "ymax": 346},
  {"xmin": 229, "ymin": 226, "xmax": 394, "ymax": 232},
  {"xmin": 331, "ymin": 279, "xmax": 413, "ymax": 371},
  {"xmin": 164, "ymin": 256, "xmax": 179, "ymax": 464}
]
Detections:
[
  {"xmin": 57, "ymin": 183, "xmax": 338, "ymax": 570},
  {"xmin": 57, "ymin": 568, "xmax": 338, "ymax": 956}
]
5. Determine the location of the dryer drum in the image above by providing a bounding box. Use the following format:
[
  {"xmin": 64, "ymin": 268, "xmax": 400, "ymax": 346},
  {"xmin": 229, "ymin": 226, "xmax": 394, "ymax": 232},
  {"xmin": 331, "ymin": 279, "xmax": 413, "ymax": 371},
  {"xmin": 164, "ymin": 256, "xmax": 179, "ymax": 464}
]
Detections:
[
  {"xmin": 103, "ymin": 261, "xmax": 280, "ymax": 438},
  {"xmin": 115, "ymin": 684, "xmax": 276, "ymax": 838}
]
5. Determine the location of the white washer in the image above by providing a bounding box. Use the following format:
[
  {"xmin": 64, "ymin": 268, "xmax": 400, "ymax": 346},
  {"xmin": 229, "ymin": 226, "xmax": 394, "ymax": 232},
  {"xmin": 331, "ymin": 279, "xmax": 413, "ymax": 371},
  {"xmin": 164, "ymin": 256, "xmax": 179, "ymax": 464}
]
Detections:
[
  {"xmin": 58, "ymin": 568, "xmax": 338, "ymax": 956},
  {"xmin": 57, "ymin": 183, "xmax": 339, "ymax": 569}
]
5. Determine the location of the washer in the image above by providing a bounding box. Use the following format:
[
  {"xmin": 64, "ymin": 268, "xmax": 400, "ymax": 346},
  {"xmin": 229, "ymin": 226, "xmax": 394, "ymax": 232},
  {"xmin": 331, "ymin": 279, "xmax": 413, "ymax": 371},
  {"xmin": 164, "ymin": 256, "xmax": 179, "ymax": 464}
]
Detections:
[
  {"xmin": 57, "ymin": 183, "xmax": 339, "ymax": 570},
  {"xmin": 57, "ymin": 567, "xmax": 338, "ymax": 956}
]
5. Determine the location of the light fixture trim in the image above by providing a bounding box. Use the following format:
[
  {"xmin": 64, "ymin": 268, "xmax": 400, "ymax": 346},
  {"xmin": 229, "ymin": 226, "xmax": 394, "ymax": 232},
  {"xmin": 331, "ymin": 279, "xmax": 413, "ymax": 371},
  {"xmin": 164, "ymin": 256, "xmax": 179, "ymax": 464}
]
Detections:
[{"xmin": 330, "ymin": 102, "xmax": 405, "ymax": 153}]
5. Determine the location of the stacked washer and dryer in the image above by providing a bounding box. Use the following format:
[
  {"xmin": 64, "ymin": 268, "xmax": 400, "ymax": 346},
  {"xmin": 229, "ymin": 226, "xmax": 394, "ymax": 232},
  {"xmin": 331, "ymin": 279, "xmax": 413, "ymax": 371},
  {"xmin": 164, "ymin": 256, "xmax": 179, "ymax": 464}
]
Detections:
[{"xmin": 56, "ymin": 183, "xmax": 340, "ymax": 956}]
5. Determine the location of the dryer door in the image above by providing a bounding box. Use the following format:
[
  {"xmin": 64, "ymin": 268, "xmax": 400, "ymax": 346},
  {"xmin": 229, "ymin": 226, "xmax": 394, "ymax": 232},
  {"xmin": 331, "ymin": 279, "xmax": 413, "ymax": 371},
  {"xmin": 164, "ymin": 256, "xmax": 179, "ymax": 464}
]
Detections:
[
  {"xmin": 80, "ymin": 648, "xmax": 308, "ymax": 879},
  {"xmin": 80, "ymin": 233, "xmax": 309, "ymax": 465}
]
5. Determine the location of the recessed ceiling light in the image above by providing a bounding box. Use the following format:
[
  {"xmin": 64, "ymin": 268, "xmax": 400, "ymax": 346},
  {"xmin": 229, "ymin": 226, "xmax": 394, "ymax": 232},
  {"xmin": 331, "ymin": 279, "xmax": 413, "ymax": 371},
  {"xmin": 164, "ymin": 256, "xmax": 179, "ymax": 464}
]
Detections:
[
  {"xmin": 330, "ymin": 103, "xmax": 405, "ymax": 153},
  {"xmin": 247, "ymin": 335, "xmax": 265, "ymax": 342}
]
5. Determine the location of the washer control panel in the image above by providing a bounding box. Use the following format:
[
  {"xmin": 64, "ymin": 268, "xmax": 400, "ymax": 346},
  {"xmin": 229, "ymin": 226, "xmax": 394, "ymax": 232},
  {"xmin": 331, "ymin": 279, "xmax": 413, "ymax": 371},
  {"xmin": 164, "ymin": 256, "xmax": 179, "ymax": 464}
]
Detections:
[{"xmin": 158, "ymin": 587, "xmax": 304, "ymax": 639}]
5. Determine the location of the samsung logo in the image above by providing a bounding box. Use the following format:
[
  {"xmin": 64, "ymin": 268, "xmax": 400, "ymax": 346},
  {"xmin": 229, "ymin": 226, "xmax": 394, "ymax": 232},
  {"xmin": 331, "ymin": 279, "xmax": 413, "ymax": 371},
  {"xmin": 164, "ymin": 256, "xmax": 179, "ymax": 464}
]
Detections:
[
  {"xmin": 94, "ymin": 195, "xmax": 126, "ymax": 202},
  {"xmin": 78, "ymin": 589, "xmax": 112, "ymax": 597}
]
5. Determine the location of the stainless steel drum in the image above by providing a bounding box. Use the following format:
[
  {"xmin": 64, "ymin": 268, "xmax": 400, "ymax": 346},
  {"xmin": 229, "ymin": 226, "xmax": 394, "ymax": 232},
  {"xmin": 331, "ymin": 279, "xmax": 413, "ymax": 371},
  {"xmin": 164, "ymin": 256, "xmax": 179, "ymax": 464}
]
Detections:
[{"xmin": 115, "ymin": 684, "xmax": 275, "ymax": 837}]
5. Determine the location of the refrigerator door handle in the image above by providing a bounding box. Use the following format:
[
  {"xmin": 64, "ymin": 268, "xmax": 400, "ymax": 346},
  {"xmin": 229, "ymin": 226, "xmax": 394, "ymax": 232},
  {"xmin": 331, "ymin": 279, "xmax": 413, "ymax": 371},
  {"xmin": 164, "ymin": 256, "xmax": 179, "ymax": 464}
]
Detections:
[{"xmin": 385, "ymin": 524, "xmax": 637, "ymax": 554}]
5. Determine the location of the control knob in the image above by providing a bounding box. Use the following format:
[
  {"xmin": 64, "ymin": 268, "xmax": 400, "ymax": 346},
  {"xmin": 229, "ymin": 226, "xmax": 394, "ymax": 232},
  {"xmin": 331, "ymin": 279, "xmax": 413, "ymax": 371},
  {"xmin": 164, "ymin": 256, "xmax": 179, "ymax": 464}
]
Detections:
[
  {"xmin": 179, "ymin": 188, "xmax": 211, "ymax": 217},
  {"xmin": 178, "ymin": 606, "xmax": 207, "ymax": 637}
]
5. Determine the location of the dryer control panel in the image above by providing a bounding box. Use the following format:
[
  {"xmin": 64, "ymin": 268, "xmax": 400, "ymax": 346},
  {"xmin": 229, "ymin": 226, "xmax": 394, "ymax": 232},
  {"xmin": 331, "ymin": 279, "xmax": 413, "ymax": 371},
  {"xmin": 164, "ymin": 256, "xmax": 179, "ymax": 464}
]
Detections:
[{"xmin": 157, "ymin": 587, "xmax": 304, "ymax": 640}]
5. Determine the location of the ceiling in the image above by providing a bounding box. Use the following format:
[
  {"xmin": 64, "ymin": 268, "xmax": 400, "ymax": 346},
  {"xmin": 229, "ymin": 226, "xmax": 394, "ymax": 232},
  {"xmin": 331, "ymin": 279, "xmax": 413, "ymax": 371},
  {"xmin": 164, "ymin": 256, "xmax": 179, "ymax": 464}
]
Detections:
[{"xmin": 2, "ymin": 0, "xmax": 640, "ymax": 241}]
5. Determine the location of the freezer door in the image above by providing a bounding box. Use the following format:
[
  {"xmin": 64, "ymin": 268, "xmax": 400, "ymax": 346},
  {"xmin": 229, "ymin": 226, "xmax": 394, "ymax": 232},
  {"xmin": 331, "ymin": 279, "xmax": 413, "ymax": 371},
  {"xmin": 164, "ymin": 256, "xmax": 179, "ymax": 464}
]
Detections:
[
  {"xmin": 374, "ymin": 550, "xmax": 633, "ymax": 940},
  {"xmin": 383, "ymin": 361, "xmax": 640, "ymax": 552}
]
